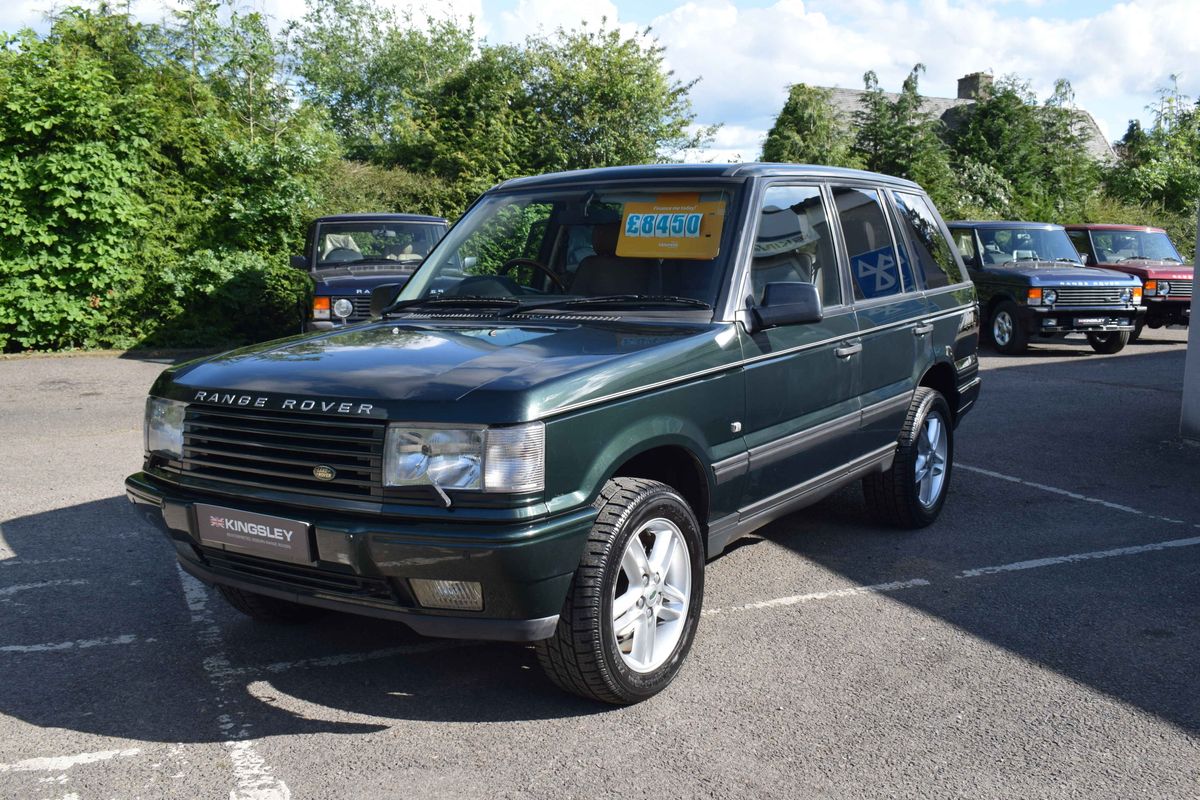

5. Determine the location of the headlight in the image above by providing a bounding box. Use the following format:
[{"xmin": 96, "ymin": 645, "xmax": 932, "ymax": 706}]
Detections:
[
  {"xmin": 332, "ymin": 298, "xmax": 354, "ymax": 319},
  {"xmin": 1158, "ymin": 281, "xmax": 1171, "ymax": 296},
  {"xmin": 1042, "ymin": 289, "xmax": 1057, "ymax": 305},
  {"xmin": 1120, "ymin": 287, "xmax": 1134, "ymax": 303},
  {"xmin": 145, "ymin": 397, "xmax": 186, "ymax": 458},
  {"xmin": 384, "ymin": 422, "xmax": 544, "ymax": 493}
]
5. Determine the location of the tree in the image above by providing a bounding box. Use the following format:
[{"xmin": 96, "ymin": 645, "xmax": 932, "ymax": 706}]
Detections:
[
  {"xmin": 852, "ymin": 65, "xmax": 960, "ymax": 211},
  {"xmin": 761, "ymin": 83, "xmax": 858, "ymax": 166},
  {"xmin": 1106, "ymin": 75, "xmax": 1200, "ymax": 217}
]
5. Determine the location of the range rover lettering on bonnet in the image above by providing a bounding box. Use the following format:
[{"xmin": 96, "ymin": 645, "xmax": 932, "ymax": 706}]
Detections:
[{"xmin": 191, "ymin": 390, "xmax": 374, "ymax": 416}]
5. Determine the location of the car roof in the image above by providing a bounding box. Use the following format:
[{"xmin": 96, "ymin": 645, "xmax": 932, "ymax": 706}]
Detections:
[
  {"xmin": 949, "ymin": 220, "xmax": 1065, "ymax": 230},
  {"xmin": 315, "ymin": 213, "xmax": 448, "ymax": 224},
  {"xmin": 493, "ymin": 163, "xmax": 924, "ymax": 191},
  {"xmin": 1062, "ymin": 223, "xmax": 1167, "ymax": 233}
]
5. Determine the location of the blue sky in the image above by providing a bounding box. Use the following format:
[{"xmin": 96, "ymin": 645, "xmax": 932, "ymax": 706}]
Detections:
[{"xmin": 5, "ymin": 0, "xmax": 1197, "ymax": 161}]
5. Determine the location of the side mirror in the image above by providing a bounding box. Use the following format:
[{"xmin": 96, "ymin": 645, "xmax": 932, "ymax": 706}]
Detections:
[
  {"xmin": 752, "ymin": 282, "xmax": 823, "ymax": 330},
  {"xmin": 370, "ymin": 283, "xmax": 403, "ymax": 319},
  {"xmin": 462, "ymin": 256, "xmax": 478, "ymax": 270},
  {"xmin": 290, "ymin": 254, "xmax": 310, "ymax": 270},
  {"xmin": 1080, "ymin": 253, "xmax": 1089, "ymax": 265}
]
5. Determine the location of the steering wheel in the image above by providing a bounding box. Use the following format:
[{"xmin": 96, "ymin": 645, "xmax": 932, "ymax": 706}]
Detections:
[
  {"xmin": 496, "ymin": 258, "xmax": 566, "ymax": 292},
  {"xmin": 322, "ymin": 247, "xmax": 362, "ymax": 264}
]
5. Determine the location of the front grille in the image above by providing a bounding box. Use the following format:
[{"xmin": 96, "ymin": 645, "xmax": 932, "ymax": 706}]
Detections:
[
  {"xmin": 1052, "ymin": 287, "xmax": 1126, "ymax": 306},
  {"xmin": 1169, "ymin": 279, "xmax": 1193, "ymax": 299},
  {"xmin": 182, "ymin": 406, "xmax": 385, "ymax": 502},
  {"xmin": 334, "ymin": 296, "xmax": 372, "ymax": 323},
  {"xmin": 202, "ymin": 549, "xmax": 396, "ymax": 602}
]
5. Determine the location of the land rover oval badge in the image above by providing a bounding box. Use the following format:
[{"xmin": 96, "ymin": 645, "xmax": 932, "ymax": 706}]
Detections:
[{"xmin": 312, "ymin": 465, "xmax": 337, "ymax": 481}]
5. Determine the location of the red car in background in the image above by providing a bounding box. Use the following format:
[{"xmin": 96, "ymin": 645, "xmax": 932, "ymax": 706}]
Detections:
[{"xmin": 1065, "ymin": 224, "xmax": 1192, "ymax": 340}]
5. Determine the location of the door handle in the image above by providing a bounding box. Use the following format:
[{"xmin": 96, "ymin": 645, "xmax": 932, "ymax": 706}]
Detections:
[
  {"xmin": 912, "ymin": 322, "xmax": 934, "ymax": 336},
  {"xmin": 835, "ymin": 342, "xmax": 863, "ymax": 358}
]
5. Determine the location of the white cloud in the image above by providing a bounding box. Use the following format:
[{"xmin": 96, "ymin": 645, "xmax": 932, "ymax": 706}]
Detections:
[{"xmin": 493, "ymin": 0, "xmax": 621, "ymax": 43}]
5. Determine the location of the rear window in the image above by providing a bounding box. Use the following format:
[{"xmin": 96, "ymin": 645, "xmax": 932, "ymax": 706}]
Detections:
[
  {"xmin": 891, "ymin": 192, "xmax": 963, "ymax": 288},
  {"xmin": 833, "ymin": 186, "xmax": 910, "ymax": 301}
]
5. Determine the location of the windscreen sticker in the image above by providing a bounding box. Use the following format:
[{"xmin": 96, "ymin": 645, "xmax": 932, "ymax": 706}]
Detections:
[{"xmin": 616, "ymin": 194, "xmax": 725, "ymax": 260}]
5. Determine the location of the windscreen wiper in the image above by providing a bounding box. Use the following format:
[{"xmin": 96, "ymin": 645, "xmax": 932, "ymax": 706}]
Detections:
[
  {"xmin": 519, "ymin": 295, "xmax": 713, "ymax": 312},
  {"xmin": 384, "ymin": 296, "xmax": 521, "ymax": 316}
]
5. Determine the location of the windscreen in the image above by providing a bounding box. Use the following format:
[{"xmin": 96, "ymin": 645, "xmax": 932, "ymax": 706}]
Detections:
[
  {"xmin": 315, "ymin": 221, "xmax": 446, "ymax": 270},
  {"xmin": 396, "ymin": 185, "xmax": 739, "ymax": 312},
  {"xmin": 975, "ymin": 227, "xmax": 1082, "ymax": 266},
  {"xmin": 1089, "ymin": 230, "xmax": 1184, "ymax": 263}
]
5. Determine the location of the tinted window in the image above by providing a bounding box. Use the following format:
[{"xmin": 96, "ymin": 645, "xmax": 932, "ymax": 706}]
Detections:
[
  {"xmin": 891, "ymin": 192, "xmax": 963, "ymax": 287},
  {"xmin": 833, "ymin": 187, "xmax": 906, "ymax": 300},
  {"xmin": 950, "ymin": 227, "xmax": 979, "ymax": 267},
  {"xmin": 752, "ymin": 186, "xmax": 840, "ymax": 307},
  {"xmin": 1067, "ymin": 230, "xmax": 1093, "ymax": 261}
]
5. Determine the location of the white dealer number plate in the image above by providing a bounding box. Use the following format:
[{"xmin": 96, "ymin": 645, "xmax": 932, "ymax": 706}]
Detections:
[{"xmin": 195, "ymin": 503, "xmax": 313, "ymax": 565}]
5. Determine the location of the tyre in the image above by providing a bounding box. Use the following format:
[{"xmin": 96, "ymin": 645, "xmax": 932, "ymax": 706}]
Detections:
[
  {"xmin": 535, "ymin": 478, "xmax": 704, "ymax": 705},
  {"xmin": 989, "ymin": 302, "xmax": 1028, "ymax": 354},
  {"xmin": 1129, "ymin": 321, "xmax": 1145, "ymax": 343},
  {"xmin": 863, "ymin": 387, "xmax": 954, "ymax": 529},
  {"xmin": 1086, "ymin": 330, "xmax": 1130, "ymax": 354},
  {"xmin": 217, "ymin": 585, "xmax": 323, "ymax": 624}
]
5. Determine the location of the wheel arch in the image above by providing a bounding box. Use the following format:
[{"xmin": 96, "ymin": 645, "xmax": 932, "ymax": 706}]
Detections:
[
  {"xmin": 919, "ymin": 361, "xmax": 959, "ymax": 423},
  {"xmin": 608, "ymin": 443, "xmax": 711, "ymax": 529}
]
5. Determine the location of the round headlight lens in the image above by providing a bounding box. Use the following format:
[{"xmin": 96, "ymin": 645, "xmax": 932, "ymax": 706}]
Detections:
[
  {"xmin": 1158, "ymin": 281, "xmax": 1171, "ymax": 296},
  {"xmin": 332, "ymin": 298, "xmax": 355, "ymax": 319},
  {"xmin": 1120, "ymin": 288, "xmax": 1133, "ymax": 303},
  {"xmin": 1042, "ymin": 289, "xmax": 1057, "ymax": 305}
]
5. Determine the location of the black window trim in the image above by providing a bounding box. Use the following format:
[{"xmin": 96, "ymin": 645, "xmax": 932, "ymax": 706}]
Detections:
[{"xmin": 828, "ymin": 182, "xmax": 916, "ymax": 309}]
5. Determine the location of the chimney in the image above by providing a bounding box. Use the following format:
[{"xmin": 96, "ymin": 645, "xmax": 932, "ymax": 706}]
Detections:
[{"xmin": 957, "ymin": 72, "xmax": 993, "ymax": 100}]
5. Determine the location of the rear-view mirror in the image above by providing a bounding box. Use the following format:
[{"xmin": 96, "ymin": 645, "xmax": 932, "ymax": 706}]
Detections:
[
  {"xmin": 290, "ymin": 254, "xmax": 309, "ymax": 270},
  {"xmin": 370, "ymin": 284, "xmax": 403, "ymax": 319},
  {"xmin": 751, "ymin": 282, "xmax": 823, "ymax": 330}
]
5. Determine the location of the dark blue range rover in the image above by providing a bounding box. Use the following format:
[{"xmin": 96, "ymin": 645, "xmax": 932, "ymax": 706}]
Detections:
[
  {"xmin": 293, "ymin": 213, "xmax": 449, "ymax": 331},
  {"xmin": 948, "ymin": 221, "xmax": 1144, "ymax": 354}
]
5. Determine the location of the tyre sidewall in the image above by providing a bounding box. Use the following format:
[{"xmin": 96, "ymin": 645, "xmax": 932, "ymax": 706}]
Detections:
[
  {"xmin": 900, "ymin": 390, "xmax": 955, "ymax": 525},
  {"xmin": 596, "ymin": 488, "xmax": 705, "ymax": 700}
]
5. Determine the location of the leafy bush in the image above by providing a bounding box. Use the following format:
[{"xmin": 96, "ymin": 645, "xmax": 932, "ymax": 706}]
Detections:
[{"xmin": 131, "ymin": 250, "xmax": 311, "ymax": 347}]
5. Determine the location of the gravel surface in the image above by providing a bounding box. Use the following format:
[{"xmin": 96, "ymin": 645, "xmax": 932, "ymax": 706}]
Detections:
[{"xmin": 1, "ymin": 330, "xmax": 1198, "ymax": 799}]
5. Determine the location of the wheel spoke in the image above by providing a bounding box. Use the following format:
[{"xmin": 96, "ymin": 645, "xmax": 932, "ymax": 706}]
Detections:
[
  {"xmin": 660, "ymin": 582, "xmax": 687, "ymax": 605},
  {"xmin": 649, "ymin": 529, "xmax": 677, "ymax": 576},
  {"xmin": 621, "ymin": 536, "xmax": 650, "ymax": 583},
  {"xmin": 631, "ymin": 614, "xmax": 656, "ymax": 664},
  {"xmin": 612, "ymin": 589, "xmax": 641, "ymax": 636}
]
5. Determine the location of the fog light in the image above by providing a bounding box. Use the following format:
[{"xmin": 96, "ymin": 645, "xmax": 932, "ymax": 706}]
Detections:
[
  {"xmin": 410, "ymin": 579, "xmax": 483, "ymax": 611},
  {"xmin": 1043, "ymin": 318, "xmax": 1057, "ymax": 326}
]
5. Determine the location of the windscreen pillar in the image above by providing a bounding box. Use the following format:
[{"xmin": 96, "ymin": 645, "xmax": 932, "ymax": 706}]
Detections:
[{"xmin": 1181, "ymin": 203, "xmax": 1200, "ymax": 441}]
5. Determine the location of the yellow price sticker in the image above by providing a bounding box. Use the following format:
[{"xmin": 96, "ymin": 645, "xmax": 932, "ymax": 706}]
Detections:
[{"xmin": 616, "ymin": 194, "xmax": 725, "ymax": 260}]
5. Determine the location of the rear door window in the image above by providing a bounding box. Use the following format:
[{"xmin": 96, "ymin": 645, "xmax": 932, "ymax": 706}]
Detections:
[
  {"xmin": 833, "ymin": 186, "xmax": 909, "ymax": 301},
  {"xmin": 949, "ymin": 228, "xmax": 979, "ymax": 267},
  {"xmin": 891, "ymin": 192, "xmax": 964, "ymax": 288}
]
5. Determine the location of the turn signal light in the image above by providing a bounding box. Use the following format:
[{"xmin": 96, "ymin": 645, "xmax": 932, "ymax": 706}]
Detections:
[
  {"xmin": 1026, "ymin": 288, "xmax": 1043, "ymax": 305},
  {"xmin": 312, "ymin": 296, "xmax": 331, "ymax": 320},
  {"xmin": 1132, "ymin": 287, "xmax": 1143, "ymax": 302}
]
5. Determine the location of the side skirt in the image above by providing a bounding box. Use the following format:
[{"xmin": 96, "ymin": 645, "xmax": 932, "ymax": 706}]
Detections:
[{"xmin": 705, "ymin": 444, "xmax": 897, "ymax": 558}]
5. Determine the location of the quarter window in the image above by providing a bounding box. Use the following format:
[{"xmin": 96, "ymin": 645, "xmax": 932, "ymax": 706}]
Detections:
[
  {"xmin": 891, "ymin": 192, "xmax": 964, "ymax": 287},
  {"xmin": 751, "ymin": 186, "xmax": 841, "ymax": 307},
  {"xmin": 833, "ymin": 187, "xmax": 907, "ymax": 301}
]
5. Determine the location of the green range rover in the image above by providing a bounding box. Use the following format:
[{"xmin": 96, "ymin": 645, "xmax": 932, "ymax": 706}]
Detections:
[{"xmin": 127, "ymin": 164, "xmax": 981, "ymax": 704}]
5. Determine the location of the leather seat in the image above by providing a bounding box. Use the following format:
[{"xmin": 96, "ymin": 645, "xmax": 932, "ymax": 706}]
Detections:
[{"xmin": 571, "ymin": 224, "xmax": 659, "ymax": 296}]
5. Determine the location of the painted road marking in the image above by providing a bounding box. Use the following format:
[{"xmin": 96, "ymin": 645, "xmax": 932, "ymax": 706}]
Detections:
[
  {"xmin": 957, "ymin": 463, "xmax": 1187, "ymax": 525},
  {"xmin": 0, "ymin": 579, "xmax": 89, "ymax": 598},
  {"xmin": 176, "ymin": 565, "xmax": 290, "ymax": 800},
  {"xmin": 0, "ymin": 558, "xmax": 84, "ymax": 568},
  {"xmin": 0, "ymin": 635, "xmax": 146, "ymax": 653},
  {"xmin": 957, "ymin": 536, "xmax": 1200, "ymax": 579},
  {"xmin": 0, "ymin": 748, "xmax": 141, "ymax": 773},
  {"xmin": 703, "ymin": 578, "xmax": 931, "ymax": 616}
]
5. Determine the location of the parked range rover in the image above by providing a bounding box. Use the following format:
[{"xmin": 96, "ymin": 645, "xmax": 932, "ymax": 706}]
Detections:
[
  {"xmin": 294, "ymin": 213, "xmax": 449, "ymax": 331},
  {"xmin": 1065, "ymin": 224, "xmax": 1192, "ymax": 340},
  {"xmin": 128, "ymin": 164, "xmax": 980, "ymax": 703},
  {"xmin": 949, "ymin": 221, "xmax": 1144, "ymax": 355}
]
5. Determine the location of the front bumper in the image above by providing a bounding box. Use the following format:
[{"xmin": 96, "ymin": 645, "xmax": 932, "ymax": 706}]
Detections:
[
  {"xmin": 1144, "ymin": 298, "xmax": 1190, "ymax": 328},
  {"xmin": 1016, "ymin": 304, "xmax": 1144, "ymax": 334},
  {"xmin": 126, "ymin": 472, "xmax": 596, "ymax": 641}
]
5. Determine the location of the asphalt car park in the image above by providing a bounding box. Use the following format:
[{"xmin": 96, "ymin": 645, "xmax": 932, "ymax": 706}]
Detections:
[{"xmin": 1, "ymin": 329, "xmax": 1198, "ymax": 799}]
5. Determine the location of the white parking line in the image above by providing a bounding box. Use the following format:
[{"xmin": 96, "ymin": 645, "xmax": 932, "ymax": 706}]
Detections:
[
  {"xmin": 0, "ymin": 579, "xmax": 89, "ymax": 598},
  {"xmin": 957, "ymin": 463, "xmax": 1186, "ymax": 525},
  {"xmin": 0, "ymin": 748, "xmax": 141, "ymax": 773},
  {"xmin": 176, "ymin": 565, "xmax": 290, "ymax": 800},
  {"xmin": 0, "ymin": 558, "xmax": 84, "ymax": 568},
  {"xmin": 957, "ymin": 536, "xmax": 1200, "ymax": 579},
  {"xmin": 0, "ymin": 635, "xmax": 146, "ymax": 653},
  {"xmin": 703, "ymin": 579, "xmax": 931, "ymax": 616}
]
